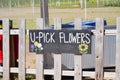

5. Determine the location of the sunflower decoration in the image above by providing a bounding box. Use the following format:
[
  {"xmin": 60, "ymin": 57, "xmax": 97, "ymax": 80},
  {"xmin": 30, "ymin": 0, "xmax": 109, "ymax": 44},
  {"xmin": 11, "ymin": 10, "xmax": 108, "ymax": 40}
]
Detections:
[
  {"xmin": 30, "ymin": 41, "xmax": 43, "ymax": 52},
  {"xmin": 78, "ymin": 43, "xmax": 88, "ymax": 54}
]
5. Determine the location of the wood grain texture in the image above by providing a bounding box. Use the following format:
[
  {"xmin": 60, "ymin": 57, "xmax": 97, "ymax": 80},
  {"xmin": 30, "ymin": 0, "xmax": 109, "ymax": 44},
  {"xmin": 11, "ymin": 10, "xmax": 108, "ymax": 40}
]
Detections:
[
  {"xmin": 36, "ymin": 18, "xmax": 44, "ymax": 80},
  {"xmin": 18, "ymin": 19, "xmax": 26, "ymax": 80},
  {"xmin": 74, "ymin": 55, "xmax": 82, "ymax": 80},
  {"xmin": 95, "ymin": 18, "xmax": 104, "ymax": 80},
  {"xmin": 54, "ymin": 54, "xmax": 61, "ymax": 80},
  {"xmin": 74, "ymin": 18, "xmax": 82, "ymax": 80},
  {"xmin": 36, "ymin": 54, "xmax": 44, "ymax": 80},
  {"xmin": 54, "ymin": 18, "xmax": 62, "ymax": 80},
  {"xmin": 3, "ymin": 19, "xmax": 10, "ymax": 80},
  {"xmin": 54, "ymin": 18, "xmax": 62, "ymax": 30},
  {"xmin": 74, "ymin": 18, "xmax": 82, "ymax": 30},
  {"xmin": 116, "ymin": 17, "xmax": 120, "ymax": 80}
]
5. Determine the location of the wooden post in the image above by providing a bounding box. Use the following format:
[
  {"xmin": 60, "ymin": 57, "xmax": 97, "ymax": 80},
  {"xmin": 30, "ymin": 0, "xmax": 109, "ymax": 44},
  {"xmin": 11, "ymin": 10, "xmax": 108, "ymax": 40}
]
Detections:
[
  {"xmin": 54, "ymin": 18, "xmax": 62, "ymax": 30},
  {"xmin": 40, "ymin": 0, "xmax": 49, "ymax": 27},
  {"xmin": 3, "ymin": 19, "xmax": 10, "ymax": 80},
  {"xmin": 36, "ymin": 53, "xmax": 44, "ymax": 80},
  {"xmin": 116, "ymin": 17, "xmax": 120, "ymax": 80},
  {"xmin": 95, "ymin": 18, "xmax": 104, "ymax": 80},
  {"xmin": 18, "ymin": 19, "xmax": 26, "ymax": 80},
  {"xmin": 36, "ymin": 18, "xmax": 44, "ymax": 80},
  {"xmin": 74, "ymin": 18, "xmax": 82, "ymax": 80},
  {"xmin": 54, "ymin": 18, "xmax": 62, "ymax": 80}
]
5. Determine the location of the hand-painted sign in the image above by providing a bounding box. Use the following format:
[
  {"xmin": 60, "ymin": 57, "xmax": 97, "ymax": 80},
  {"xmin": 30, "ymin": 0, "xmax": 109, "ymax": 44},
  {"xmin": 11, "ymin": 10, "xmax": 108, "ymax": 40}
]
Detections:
[{"xmin": 29, "ymin": 30, "xmax": 92, "ymax": 54}]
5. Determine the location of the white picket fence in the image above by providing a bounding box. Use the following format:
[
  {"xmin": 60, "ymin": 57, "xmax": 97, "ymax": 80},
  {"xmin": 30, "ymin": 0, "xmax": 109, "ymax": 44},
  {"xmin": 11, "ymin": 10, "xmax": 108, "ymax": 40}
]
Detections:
[{"xmin": 0, "ymin": 17, "xmax": 120, "ymax": 80}]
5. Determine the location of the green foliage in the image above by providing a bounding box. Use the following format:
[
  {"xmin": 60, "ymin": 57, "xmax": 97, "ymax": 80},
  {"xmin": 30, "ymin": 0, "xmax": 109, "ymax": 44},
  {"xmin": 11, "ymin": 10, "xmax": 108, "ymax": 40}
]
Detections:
[{"xmin": 26, "ymin": 74, "xmax": 35, "ymax": 80}]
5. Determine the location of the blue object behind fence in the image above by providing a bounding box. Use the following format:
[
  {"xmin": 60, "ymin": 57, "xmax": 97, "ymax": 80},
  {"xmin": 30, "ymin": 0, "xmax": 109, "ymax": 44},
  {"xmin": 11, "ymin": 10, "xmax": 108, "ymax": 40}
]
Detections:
[{"xmin": 49, "ymin": 20, "xmax": 107, "ymax": 30}]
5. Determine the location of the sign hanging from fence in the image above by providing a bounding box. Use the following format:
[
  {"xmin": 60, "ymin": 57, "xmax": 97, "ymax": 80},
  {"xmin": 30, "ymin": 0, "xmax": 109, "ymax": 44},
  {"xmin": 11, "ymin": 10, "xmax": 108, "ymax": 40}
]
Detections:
[{"xmin": 29, "ymin": 30, "xmax": 92, "ymax": 54}]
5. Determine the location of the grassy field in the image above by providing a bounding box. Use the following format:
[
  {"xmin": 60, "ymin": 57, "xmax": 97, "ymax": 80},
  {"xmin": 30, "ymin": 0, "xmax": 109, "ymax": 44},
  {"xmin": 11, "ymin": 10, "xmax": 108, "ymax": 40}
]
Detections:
[{"xmin": 0, "ymin": 7, "xmax": 120, "ymax": 29}]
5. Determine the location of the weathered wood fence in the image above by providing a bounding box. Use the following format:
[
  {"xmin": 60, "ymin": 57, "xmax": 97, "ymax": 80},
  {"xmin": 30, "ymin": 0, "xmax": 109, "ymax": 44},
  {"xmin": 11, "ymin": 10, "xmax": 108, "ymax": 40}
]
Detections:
[{"xmin": 0, "ymin": 17, "xmax": 120, "ymax": 80}]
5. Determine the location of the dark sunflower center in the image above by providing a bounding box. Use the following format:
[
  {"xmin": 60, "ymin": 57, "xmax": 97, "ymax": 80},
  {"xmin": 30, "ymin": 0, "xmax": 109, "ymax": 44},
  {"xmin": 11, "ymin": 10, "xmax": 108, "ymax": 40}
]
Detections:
[{"xmin": 82, "ymin": 46, "xmax": 85, "ymax": 49}]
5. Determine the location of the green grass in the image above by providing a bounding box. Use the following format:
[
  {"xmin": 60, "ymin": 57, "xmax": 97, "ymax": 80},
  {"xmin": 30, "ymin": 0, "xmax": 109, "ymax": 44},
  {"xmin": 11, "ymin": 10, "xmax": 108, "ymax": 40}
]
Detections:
[
  {"xmin": 0, "ymin": 7, "xmax": 120, "ymax": 28},
  {"xmin": 7, "ymin": 7, "xmax": 119, "ymax": 29},
  {"xmin": 0, "ymin": 74, "xmax": 35, "ymax": 80},
  {"xmin": 0, "ymin": 78, "xmax": 3, "ymax": 80}
]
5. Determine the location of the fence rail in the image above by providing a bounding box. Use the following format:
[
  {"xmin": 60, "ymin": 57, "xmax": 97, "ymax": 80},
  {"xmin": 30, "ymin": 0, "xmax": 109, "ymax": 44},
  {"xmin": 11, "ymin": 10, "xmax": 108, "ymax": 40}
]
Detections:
[{"xmin": 0, "ymin": 17, "xmax": 120, "ymax": 80}]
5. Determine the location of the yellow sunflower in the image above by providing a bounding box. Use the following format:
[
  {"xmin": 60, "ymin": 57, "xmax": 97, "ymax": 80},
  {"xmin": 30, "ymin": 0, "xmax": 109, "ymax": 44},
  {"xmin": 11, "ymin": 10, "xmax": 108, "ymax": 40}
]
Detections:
[{"xmin": 78, "ymin": 44, "xmax": 88, "ymax": 52}]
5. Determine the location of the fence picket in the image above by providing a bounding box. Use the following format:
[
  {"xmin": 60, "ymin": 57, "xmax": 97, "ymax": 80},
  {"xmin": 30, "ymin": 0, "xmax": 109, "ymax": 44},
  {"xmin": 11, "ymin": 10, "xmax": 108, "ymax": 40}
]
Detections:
[
  {"xmin": 36, "ymin": 18, "xmax": 44, "ymax": 80},
  {"xmin": 74, "ymin": 18, "xmax": 82, "ymax": 80},
  {"xmin": 54, "ymin": 54, "xmax": 62, "ymax": 80},
  {"xmin": 116, "ymin": 17, "xmax": 120, "ymax": 80},
  {"xmin": 3, "ymin": 19, "xmax": 10, "ymax": 80},
  {"xmin": 18, "ymin": 19, "xmax": 26, "ymax": 80},
  {"xmin": 95, "ymin": 18, "xmax": 104, "ymax": 80},
  {"xmin": 36, "ymin": 54, "xmax": 44, "ymax": 80},
  {"xmin": 54, "ymin": 18, "xmax": 62, "ymax": 80}
]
